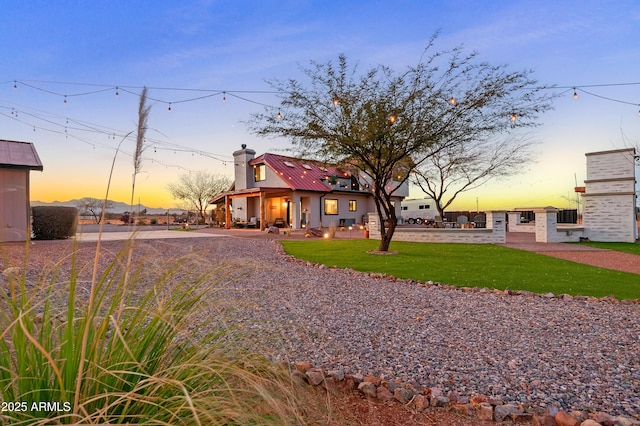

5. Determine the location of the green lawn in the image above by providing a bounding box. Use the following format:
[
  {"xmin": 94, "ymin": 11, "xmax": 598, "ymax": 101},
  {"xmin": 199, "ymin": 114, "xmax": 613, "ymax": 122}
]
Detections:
[
  {"xmin": 578, "ymin": 241, "xmax": 640, "ymax": 256},
  {"xmin": 281, "ymin": 240, "xmax": 640, "ymax": 300}
]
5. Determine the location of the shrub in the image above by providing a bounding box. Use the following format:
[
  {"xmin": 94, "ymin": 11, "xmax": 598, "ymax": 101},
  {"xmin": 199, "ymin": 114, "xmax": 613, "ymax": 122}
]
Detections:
[{"xmin": 31, "ymin": 206, "xmax": 77, "ymax": 240}]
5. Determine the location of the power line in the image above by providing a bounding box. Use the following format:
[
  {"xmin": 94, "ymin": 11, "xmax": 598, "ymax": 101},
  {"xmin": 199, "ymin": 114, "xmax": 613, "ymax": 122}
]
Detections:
[{"xmin": 0, "ymin": 102, "xmax": 234, "ymax": 171}]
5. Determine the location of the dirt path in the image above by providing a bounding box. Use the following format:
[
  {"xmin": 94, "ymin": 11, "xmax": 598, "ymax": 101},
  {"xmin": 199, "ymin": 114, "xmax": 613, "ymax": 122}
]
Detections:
[{"xmin": 502, "ymin": 232, "xmax": 640, "ymax": 275}]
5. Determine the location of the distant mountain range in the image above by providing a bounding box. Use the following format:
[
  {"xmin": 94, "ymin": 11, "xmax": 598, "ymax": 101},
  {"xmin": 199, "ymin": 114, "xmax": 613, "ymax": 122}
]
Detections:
[{"xmin": 31, "ymin": 198, "xmax": 182, "ymax": 215}]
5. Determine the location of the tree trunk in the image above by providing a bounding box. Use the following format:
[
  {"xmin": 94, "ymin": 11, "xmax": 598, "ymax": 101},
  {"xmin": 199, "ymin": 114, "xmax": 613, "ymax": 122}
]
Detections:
[{"xmin": 377, "ymin": 215, "xmax": 397, "ymax": 252}]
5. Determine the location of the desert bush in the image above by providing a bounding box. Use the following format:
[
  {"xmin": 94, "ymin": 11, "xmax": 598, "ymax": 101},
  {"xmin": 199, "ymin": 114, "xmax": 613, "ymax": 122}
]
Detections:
[
  {"xmin": 0, "ymin": 243, "xmax": 306, "ymax": 425},
  {"xmin": 31, "ymin": 206, "xmax": 77, "ymax": 240}
]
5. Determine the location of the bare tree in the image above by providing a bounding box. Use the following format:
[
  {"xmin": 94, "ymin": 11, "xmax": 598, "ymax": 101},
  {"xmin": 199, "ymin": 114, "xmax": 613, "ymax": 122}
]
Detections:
[
  {"xmin": 412, "ymin": 135, "xmax": 537, "ymax": 219},
  {"xmin": 77, "ymin": 197, "xmax": 113, "ymax": 224},
  {"xmin": 167, "ymin": 171, "xmax": 232, "ymax": 221},
  {"xmin": 250, "ymin": 36, "xmax": 554, "ymax": 251}
]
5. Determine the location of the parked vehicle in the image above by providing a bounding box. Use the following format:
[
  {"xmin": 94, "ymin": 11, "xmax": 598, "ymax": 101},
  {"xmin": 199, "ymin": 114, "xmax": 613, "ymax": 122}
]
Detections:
[{"xmin": 400, "ymin": 198, "xmax": 437, "ymax": 224}]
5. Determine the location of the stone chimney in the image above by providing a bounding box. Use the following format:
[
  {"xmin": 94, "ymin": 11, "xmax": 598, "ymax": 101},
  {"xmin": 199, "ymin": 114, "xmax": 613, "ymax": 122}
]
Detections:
[{"xmin": 233, "ymin": 144, "xmax": 255, "ymax": 190}]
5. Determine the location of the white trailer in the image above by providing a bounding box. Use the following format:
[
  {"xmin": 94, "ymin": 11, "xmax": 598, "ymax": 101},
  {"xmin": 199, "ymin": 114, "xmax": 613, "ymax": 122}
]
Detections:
[{"xmin": 400, "ymin": 198, "xmax": 437, "ymax": 224}]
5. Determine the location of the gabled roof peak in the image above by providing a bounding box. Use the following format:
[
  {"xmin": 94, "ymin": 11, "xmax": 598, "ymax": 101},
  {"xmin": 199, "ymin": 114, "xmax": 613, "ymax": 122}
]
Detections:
[{"xmin": 250, "ymin": 152, "xmax": 353, "ymax": 192}]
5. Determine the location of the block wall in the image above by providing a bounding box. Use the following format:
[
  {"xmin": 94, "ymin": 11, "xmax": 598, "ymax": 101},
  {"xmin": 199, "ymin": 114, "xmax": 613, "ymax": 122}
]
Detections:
[
  {"xmin": 582, "ymin": 148, "xmax": 637, "ymax": 242},
  {"xmin": 367, "ymin": 211, "xmax": 506, "ymax": 244}
]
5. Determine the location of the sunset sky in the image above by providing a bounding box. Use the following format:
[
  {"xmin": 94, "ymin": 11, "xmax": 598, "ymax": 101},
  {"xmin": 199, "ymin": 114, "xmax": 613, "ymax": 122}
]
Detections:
[{"xmin": 1, "ymin": 1, "xmax": 639, "ymax": 212}]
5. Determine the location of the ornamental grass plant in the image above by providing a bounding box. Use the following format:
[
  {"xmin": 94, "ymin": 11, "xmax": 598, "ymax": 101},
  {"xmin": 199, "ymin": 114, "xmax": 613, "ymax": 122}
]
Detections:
[
  {"xmin": 0, "ymin": 88, "xmax": 315, "ymax": 425},
  {"xmin": 0, "ymin": 241, "xmax": 309, "ymax": 425}
]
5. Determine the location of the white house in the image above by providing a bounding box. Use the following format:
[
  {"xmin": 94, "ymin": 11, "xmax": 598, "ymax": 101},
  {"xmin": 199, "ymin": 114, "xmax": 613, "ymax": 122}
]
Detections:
[
  {"xmin": 212, "ymin": 145, "xmax": 408, "ymax": 230},
  {"xmin": 0, "ymin": 140, "xmax": 43, "ymax": 242}
]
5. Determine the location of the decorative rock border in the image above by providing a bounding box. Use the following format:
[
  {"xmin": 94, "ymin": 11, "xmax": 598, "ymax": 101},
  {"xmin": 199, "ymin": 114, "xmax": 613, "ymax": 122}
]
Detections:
[
  {"xmin": 274, "ymin": 241, "xmax": 640, "ymax": 425},
  {"xmin": 289, "ymin": 360, "xmax": 640, "ymax": 426}
]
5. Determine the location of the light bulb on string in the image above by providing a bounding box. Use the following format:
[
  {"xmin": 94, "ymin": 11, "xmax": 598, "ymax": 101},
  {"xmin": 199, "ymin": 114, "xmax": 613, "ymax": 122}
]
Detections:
[
  {"xmin": 115, "ymin": 86, "xmax": 119, "ymax": 97},
  {"xmin": 277, "ymin": 111, "xmax": 282, "ymax": 120},
  {"xmin": 168, "ymin": 103, "xmax": 172, "ymax": 112},
  {"xmin": 510, "ymin": 113, "xmax": 517, "ymax": 123},
  {"xmin": 222, "ymin": 92, "xmax": 227, "ymax": 102},
  {"xmin": 64, "ymin": 95, "xmax": 67, "ymax": 105},
  {"xmin": 13, "ymin": 81, "xmax": 17, "ymax": 90},
  {"xmin": 449, "ymin": 96, "xmax": 457, "ymax": 106},
  {"xmin": 573, "ymin": 88, "xmax": 578, "ymax": 100}
]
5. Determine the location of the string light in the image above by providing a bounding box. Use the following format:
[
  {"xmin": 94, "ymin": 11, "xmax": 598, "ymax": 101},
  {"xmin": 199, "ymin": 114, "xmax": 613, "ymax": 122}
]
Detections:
[
  {"xmin": 277, "ymin": 111, "xmax": 282, "ymax": 120},
  {"xmin": 63, "ymin": 95, "xmax": 67, "ymax": 105},
  {"xmin": 510, "ymin": 113, "xmax": 517, "ymax": 122},
  {"xmin": 222, "ymin": 92, "xmax": 226, "ymax": 102},
  {"xmin": 5, "ymin": 79, "xmax": 640, "ymax": 118},
  {"xmin": 168, "ymin": 103, "xmax": 172, "ymax": 112},
  {"xmin": 115, "ymin": 86, "xmax": 119, "ymax": 97}
]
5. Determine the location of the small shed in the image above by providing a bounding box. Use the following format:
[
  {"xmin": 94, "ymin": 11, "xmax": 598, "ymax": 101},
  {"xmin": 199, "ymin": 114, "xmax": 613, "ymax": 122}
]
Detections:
[{"xmin": 0, "ymin": 140, "xmax": 44, "ymax": 242}]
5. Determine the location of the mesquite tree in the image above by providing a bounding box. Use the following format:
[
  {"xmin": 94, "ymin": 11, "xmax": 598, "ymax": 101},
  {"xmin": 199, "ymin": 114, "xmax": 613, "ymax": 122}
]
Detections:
[{"xmin": 250, "ymin": 36, "xmax": 554, "ymax": 251}]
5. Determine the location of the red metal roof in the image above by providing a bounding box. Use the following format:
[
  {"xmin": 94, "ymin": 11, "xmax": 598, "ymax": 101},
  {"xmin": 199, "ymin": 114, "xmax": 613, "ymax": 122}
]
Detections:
[
  {"xmin": 250, "ymin": 153, "xmax": 351, "ymax": 192},
  {"xmin": 0, "ymin": 140, "xmax": 43, "ymax": 170}
]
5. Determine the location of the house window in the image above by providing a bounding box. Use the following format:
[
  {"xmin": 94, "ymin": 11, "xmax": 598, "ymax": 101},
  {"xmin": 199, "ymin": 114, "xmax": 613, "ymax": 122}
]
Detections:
[
  {"xmin": 254, "ymin": 164, "xmax": 266, "ymax": 182},
  {"xmin": 349, "ymin": 200, "xmax": 357, "ymax": 211},
  {"xmin": 324, "ymin": 199, "xmax": 338, "ymax": 215}
]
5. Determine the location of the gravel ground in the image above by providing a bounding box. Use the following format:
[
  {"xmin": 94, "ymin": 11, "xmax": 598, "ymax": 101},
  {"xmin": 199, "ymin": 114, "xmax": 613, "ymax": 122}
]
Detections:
[{"xmin": 2, "ymin": 235, "xmax": 639, "ymax": 420}]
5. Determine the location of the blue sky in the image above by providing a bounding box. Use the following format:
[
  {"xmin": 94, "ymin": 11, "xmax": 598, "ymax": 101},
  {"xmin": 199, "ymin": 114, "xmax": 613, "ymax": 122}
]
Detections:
[{"xmin": 1, "ymin": 0, "xmax": 639, "ymax": 210}]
